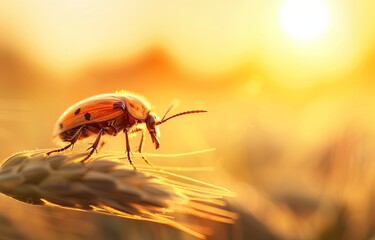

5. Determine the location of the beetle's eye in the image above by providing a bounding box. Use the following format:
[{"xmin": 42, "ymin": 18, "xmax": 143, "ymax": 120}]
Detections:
[
  {"xmin": 146, "ymin": 114, "xmax": 160, "ymax": 130},
  {"xmin": 147, "ymin": 115, "xmax": 155, "ymax": 128}
]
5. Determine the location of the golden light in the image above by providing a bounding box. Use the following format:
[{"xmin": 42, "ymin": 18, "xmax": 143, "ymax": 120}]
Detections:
[{"xmin": 279, "ymin": 0, "xmax": 330, "ymax": 41}]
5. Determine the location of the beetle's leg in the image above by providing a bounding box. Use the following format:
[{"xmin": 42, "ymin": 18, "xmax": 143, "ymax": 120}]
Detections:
[
  {"xmin": 46, "ymin": 125, "xmax": 86, "ymax": 156},
  {"xmin": 127, "ymin": 127, "xmax": 152, "ymax": 166},
  {"xmin": 107, "ymin": 119, "xmax": 118, "ymax": 136},
  {"xmin": 138, "ymin": 130, "xmax": 153, "ymax": 166},
  {"xmin": 124, "ymin": 129, "xmax": 136, "ymax": 170},
  {"xmin": 82, "ymin": 128, "xmax": 104, "ymax": 162}
]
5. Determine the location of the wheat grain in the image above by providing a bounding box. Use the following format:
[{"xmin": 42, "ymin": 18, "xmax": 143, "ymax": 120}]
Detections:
[{"xmin": 0, "ymin": 150, "xmax": 237, "ymax": 239}]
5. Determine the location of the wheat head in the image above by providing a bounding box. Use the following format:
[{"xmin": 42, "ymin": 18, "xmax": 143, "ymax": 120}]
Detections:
[{"xmin": 0, "ymin": 150, "xmax": 237, "ymax": 239}]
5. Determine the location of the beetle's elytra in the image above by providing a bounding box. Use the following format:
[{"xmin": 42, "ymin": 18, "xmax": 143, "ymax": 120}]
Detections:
[{"xmin": 47, "ymin": 90, "xmax": 207, "ymax": 168}]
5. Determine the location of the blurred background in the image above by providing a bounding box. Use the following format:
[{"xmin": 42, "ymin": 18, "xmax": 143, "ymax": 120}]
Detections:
[{"xmin": 1, "ymin": 0, "xmax": 375, "ymax": 239}]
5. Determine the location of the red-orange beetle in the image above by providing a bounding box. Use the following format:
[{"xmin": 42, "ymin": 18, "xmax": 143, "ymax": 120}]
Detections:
[{"xmin": 47, "ymin": 91, "xmax": 206, "ymax": 168}]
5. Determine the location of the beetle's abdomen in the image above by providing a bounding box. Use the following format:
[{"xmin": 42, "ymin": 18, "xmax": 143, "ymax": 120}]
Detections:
[
  {"xmin": 58, "ymin": 115, "xmax": 129, "ymax": 142},
  {"xmin": 58, "ymin": 126, "xmax": 92, "ymax": 142}
]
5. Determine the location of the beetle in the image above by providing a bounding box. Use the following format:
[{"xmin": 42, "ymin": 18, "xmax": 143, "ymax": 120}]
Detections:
[{"xmin": 46, "ymin": 90, "xmax": 206, "ymax": 168}]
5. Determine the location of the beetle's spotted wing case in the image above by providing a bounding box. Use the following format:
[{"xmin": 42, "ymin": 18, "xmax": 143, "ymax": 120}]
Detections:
[
  {"xmin": 53, "ymin": 93, "xmax": 125, "ymax": 136},
  {"xmin": 122, "ymin": 93, "xmax": 151, "ymax": 120}
]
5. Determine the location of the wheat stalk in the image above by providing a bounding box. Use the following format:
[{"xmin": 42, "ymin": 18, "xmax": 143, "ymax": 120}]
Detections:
[{"xmin": 0, "ymin": 150, "xmax": 237, "ymax": 239}]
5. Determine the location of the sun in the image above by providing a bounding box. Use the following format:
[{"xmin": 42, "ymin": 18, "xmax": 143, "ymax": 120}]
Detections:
[{"xmin": 279, "ymin": 0, "xmax": 330, "ymax": 41}]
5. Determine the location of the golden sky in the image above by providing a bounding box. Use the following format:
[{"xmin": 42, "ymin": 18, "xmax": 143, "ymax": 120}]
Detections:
[{"xmin": 1, "ymin": 0, "xmax": 374, "ymax": 88}]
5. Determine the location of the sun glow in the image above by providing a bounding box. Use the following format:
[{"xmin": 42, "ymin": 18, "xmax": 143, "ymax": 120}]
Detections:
[{"xmin": 279, "ymin": 0, "xmax": 330, "ymax": 41}]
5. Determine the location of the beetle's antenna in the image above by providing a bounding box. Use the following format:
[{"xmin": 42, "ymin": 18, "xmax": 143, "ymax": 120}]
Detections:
[
  {"xmin": 158, "ymin": 110, "xmax": 207, "ymax": 125},
  {"xmin": 161, "ymin": 99, "xmax": 179, "ymax": 122}
]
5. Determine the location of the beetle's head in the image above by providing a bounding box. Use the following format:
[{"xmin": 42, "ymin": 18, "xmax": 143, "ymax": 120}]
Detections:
[{"xmin": 146, "ymin": 113, "xmax": 161, "ymax": 149}]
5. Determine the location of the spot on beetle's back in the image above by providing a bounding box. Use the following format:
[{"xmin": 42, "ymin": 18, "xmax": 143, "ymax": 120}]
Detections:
[
  {"xmin": 84, "ymin": 112, "xmax": 91, "ymax": 121},
  {"xmin": 75, "ymin": 108, "xmax": 81, "ymax": 115}
]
